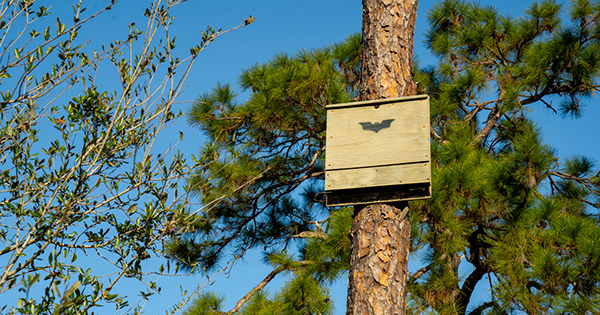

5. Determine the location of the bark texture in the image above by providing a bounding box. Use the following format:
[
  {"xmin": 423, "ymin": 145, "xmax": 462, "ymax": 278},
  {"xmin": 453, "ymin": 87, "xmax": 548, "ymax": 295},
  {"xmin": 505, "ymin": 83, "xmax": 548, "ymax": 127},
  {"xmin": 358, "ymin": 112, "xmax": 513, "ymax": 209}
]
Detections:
[
  {"xmin": 359, "ymin": 0, "xmax": 418, "ymax": 100},
  {"xmin": 347, "ymin": 203, "xmax": 411, "ymax": 315},
  {"xmin": 347, "ymin": 0, "xmax": 418, "ymax": 314}
]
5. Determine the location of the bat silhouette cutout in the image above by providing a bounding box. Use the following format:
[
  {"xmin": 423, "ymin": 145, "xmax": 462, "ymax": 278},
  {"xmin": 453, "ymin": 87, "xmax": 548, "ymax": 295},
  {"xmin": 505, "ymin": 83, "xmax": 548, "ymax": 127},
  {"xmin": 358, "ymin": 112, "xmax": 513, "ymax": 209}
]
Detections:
[{"xmin": 359, "ymin": 119, "xmax": 395, "ymax": 133}]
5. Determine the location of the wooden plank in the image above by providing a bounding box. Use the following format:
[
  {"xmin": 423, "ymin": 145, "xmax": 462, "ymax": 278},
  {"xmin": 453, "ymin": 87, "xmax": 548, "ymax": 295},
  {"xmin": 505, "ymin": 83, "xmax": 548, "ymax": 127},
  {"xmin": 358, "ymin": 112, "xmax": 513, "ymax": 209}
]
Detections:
[
  {"xmin": 325, "ymin": 162, "xmax": 431, "ymax": 191},
  {"xmin": 325, "ymin": 97, "xmax": 430, "ymax": 170},
  {"xmin": 326, "ymin": 94, "xmax": 428, "ymax": 109}
]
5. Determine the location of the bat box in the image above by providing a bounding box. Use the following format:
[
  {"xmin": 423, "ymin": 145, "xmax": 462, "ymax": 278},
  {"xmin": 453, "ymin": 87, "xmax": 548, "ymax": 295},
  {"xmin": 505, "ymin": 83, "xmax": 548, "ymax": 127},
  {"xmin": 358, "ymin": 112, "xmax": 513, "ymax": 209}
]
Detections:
[{"xmin": 325, "ymin": 95, "xmax": 432, "ymax": 206}]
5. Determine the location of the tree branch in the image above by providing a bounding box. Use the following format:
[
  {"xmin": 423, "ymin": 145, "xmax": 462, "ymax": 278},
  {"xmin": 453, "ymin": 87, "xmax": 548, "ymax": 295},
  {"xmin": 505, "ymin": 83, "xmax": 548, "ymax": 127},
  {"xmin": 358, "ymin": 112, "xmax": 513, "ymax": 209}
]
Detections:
[
  {"xmin": 464, "ymin": 99, "xmax": 497, "ymax": 121},
  {"xmin": 225, "ymin": 266, "xmax": 284, "ymax": 315},
  {"xmin": 473, "ymin": 102, "xmax": 502, "ymax": 143},
  {"xmin": 409, "ymin": 264, "xmax": 431, "ymax": 283},
  {"xmin": 292, "ymin": 230, "xmax": 329, "ymax": 240},
  {"xmin": 550, "ymin": 171, "xmax": 600, "ymax": 196},
  {"xmin": 225, "ymin": 261, "xmax": 313, "ymax": 314},
  {"xmin": 457, "ymin": 267, "xmax": 488, "ymax": 315},
  {"xmin": 430, "ymin": 126, "xmax": 447, "ymax": 144},
  {"xmin": 468, "ymin": 301, "xmax": 506, "ymax": 315}
]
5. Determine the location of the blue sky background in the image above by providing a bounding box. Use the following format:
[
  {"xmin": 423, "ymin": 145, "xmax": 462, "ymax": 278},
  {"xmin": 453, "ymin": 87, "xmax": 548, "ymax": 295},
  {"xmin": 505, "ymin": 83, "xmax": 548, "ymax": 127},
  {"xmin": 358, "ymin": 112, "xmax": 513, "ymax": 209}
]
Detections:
[
  {"xmin": 10, "ymin": 0, "xmax": 600, "ymax": 313},
  {"xmin": 156, "ymin": 0, "xmax": 599, "ymax": 313}
]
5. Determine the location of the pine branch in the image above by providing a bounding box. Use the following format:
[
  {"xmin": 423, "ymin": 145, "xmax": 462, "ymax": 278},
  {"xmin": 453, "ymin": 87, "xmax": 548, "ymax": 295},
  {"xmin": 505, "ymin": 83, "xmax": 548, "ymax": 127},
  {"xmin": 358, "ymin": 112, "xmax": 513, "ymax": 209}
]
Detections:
[
  {"xmin": 539, "ymin": 99, "xmax": 557, "ymax": 114},
  {"xmin": 468, "ymin": 301, "xmax": 506, "ymax": 315},
  {"xmin": 408, "ymin": 264, "xmax": 431, "ymax": 283},
  {"xmin": 473, "ymin": 101, "xmax": 502, "ymax": 143},
  {"xmin": 225, "ymin": 266, "xmax": 284, "ymax": 315},
  {"xmin": 457, "ymin": 266, "xmax": 488, "ymax": 315},
  {"xmin": 430, "ymin": 126, "xmax": 447, "ymax": 144},
  {"xmin": 225, "ymin": 261, "xmax": 312, "ymax": 314},
  {"xmin": 292, "ymin": 230, "xmax": 329, "ymax": 240},
  {"xmin": 464, "ymin": 99, "xmax": 497, "ymax": 122},
  {"xmin": 550, "ymin": 171, "xmax": 600, "ymax": 196}
]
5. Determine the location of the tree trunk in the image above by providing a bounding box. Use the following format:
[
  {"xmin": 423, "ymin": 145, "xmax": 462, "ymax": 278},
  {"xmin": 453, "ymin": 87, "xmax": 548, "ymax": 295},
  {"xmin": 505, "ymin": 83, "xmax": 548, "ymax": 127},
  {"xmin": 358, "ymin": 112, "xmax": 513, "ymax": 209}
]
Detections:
[
  {"xmin": 346, "ymin": 0, "xmax": 418, "ymax": 314},
  {"xmin": 347, "ymin": 203, "xmax": 411, "ymax": 315},
  {"xmin": 359, "ymin": 0, "xmax": 418, "ymax": 101}
]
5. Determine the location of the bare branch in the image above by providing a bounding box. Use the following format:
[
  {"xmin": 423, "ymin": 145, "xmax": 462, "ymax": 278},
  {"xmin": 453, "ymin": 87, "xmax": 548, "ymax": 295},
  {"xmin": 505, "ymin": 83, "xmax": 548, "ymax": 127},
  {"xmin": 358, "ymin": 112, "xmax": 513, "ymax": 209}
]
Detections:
[
  {"xmin": 550, "ymin": 171, "xmax": 600, "ymax": 196},
  {"xmin": 409, "ymin": 264, "xmax": 431, "ymax": 283},
  {"xmin": 430, "ymin": 126, "xmax": 447, "ymax": 144},
  {"xmin": 226, "ymin": 266, "xmax": 284, "ymax": 315},
  {"xmin": 292, "ymin": 230, "xmax": 329, "ymax": 240},
  {"xmin": 473, "ymin": 102, "xmax": 502, "ymax": 143},
  {"xmin": 225, "ymin": 261, "xmax": 312, "ymax": 315}
]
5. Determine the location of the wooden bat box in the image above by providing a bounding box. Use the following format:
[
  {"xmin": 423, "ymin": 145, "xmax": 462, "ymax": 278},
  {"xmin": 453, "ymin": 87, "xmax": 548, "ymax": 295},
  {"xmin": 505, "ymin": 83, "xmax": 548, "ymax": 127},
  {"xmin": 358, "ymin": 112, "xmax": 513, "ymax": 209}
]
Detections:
[{"xmin": 325, "ymin": 95, "xmax": 432, "ymax": 206}]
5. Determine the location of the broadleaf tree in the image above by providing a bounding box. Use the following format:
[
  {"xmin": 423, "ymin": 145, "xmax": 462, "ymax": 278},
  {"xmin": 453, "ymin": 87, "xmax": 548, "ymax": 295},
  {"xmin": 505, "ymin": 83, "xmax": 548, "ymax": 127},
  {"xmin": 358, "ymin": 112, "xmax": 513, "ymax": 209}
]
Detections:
[
  {"xmin": 0, "ymin": 0, "xmax": 250, "ymax": 314},
  {"xmin": 177, "ymin": 0, "xmax": 600, "ymax": 314}
]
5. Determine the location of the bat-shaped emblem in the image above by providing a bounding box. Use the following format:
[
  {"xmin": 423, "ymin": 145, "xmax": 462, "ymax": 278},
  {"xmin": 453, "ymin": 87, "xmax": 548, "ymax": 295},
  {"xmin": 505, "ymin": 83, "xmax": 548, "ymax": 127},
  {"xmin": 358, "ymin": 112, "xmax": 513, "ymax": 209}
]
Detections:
[{"xmin": 359, "ymin": 119, "xmax": 395, "ymax": 133}]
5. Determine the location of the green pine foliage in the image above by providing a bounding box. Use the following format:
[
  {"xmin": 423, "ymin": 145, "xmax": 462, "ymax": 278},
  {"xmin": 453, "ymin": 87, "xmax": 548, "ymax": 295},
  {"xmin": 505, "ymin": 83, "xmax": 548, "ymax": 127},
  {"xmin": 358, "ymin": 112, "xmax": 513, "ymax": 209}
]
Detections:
[
  {"xmin": 409, "ymin": 0, "xmax": 600, "ymax": 313},
  {"xmin": 235, "ymin": 274, "xmax": 333, "ymax": 315},
  {"xmin": 181, "ymin": 292, "xmax": 227, "ymax": 315},
  {"xmin": 275, "ymin": 273, "xmax": 333, "ymax": 315},
  {"xmin": 166, "ymin": 39, "xmax": 357, "ymax": 273},
  {"xmin": 177, "ymin": 0, "xmax": 600, "ymax": 314},
  {"xmin": 239, "ymin": 290, "xmax": 282, "ymax": 314},
  {"xmin": 302, "ymin": 208, "xmax": 353, "ymax": 284}
]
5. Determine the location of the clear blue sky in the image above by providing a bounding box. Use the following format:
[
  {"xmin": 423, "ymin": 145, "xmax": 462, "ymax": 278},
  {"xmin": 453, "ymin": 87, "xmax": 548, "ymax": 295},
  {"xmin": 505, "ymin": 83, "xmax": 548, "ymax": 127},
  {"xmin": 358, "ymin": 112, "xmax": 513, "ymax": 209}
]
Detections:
[{"xmin": 25, "ymin": 0, "xmax": 600, "ymax": 313}]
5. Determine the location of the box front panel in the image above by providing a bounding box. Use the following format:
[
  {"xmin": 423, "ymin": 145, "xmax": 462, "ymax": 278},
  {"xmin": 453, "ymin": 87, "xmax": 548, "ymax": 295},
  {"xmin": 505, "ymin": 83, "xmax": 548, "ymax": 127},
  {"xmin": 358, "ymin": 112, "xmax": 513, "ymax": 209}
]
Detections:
[{"xmin": 325, "ymin": 98, "xmax": 429, "ymax": 171}]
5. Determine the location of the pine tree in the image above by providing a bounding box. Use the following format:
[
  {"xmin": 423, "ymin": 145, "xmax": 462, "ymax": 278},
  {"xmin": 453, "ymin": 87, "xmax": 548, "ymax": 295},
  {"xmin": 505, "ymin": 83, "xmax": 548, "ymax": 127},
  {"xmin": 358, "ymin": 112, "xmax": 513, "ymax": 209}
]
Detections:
[
  {"xmin": 407, "ymin": 0, "xmax": 600, "ymax": 313},
  {"xmin": 176, "ymin": 0, "xmax": 600, "ymax": 314},
  {"xmin": 181, "ymin": 292, "xmax": 227, "ymax": 315},
  {"xmin": 170, "ymin": 38, "xmax": 358, "ymax": 314},
  {"xmin": 167, "ymin": 42, "xmax": 358, "ymax": 271},
  {"xmin": 346, "ymin": 0, "xmax": 419, "ymax": 313}
]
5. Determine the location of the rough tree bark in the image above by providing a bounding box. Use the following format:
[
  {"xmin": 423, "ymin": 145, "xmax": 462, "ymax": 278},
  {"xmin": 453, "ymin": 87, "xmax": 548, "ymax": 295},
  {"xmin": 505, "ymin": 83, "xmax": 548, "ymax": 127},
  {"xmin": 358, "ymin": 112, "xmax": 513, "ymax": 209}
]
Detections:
[
  {"xmin": 358, "ymin": 0, "xmax": 418, "ymax": 100},
  {"xmin": 346, "ymin": 0, "xmax": 418, "ymax": 314},
  {"xmin": 347, "ymin": 203, "xmax": 412, "ymax": 315}
]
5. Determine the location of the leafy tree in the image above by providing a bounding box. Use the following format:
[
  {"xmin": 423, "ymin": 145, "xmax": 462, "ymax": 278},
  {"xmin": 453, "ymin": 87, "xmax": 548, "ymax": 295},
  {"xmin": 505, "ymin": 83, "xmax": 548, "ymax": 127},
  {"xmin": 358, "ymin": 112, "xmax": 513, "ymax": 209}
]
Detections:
[
  {"xmin": 177, "ymin": 0, "xmax": 600, "ymax": 314},
  {"xmin": 0, "ymin": 0, "xmax": 250, "ymax": 313}
]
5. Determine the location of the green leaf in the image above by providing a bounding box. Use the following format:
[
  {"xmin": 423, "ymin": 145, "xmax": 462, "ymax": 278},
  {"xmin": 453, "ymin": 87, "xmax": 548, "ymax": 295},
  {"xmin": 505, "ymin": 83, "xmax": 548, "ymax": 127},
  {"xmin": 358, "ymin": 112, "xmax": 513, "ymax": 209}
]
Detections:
[
  {"xmin": 127, "ymin": 204, "xmax": 137, "ymax": 215},
  {"xmin": 63, "ymin": 281, "xmax": 81, "ymax": 297},
  {"xmin": 56, "ymin": 17, "xmax": 65, "ymax": 34}
]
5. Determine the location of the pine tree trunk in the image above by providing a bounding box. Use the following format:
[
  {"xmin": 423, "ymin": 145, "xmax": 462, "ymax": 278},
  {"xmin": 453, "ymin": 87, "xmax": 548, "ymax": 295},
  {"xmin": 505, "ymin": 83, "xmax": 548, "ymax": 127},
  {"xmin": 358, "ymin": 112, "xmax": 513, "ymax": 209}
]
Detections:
[
  {"xmin": 346, "ymin": 0, "xmax": 418, "ymax": 314},
  {"xmin": 358, "ymin": 0, "xmax": 418, "ymax": 101},
  {"xmin": 347, "ymin": 203, "xmax": 411, "ymax": 315}
]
